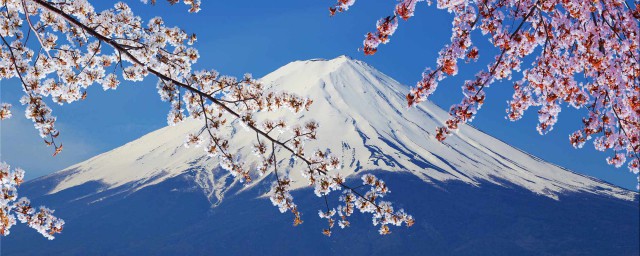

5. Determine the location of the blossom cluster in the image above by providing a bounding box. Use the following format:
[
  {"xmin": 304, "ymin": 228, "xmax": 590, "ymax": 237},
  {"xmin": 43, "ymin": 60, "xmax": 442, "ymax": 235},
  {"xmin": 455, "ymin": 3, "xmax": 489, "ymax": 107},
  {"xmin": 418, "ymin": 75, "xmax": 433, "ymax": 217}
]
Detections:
[
  {"xmin": 0, "ymin": 103, "xmax": 12, "ymax": 120},
  {"xmin": 0, "ymin": 162, "xmax": 64, "ymax": 239},
  {"xmin": 315, "ymin": 174, "xmax": 415, "ymax": 236},
  {"xmin": 331, "ymin": 0, "xmax": 640, "ymax": 187},
  {"xmin": 141, "ymin": 0, "xmax": 201, "ymax": 13},
  {"xmin": 329, "ymin": 0, "xmax": 356, "ymax": 16}
]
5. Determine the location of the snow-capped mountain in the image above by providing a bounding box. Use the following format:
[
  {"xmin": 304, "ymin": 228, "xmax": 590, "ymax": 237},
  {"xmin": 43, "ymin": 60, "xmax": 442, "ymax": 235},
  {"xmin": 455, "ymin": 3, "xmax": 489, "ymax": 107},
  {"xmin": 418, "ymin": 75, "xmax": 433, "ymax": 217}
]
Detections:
[
  {"xmin": 40, "ymin": 55, "xmax": 635, "ymax": 201},
  {"xmin": 4, "ymin": 56, "xmax": 638, "ymax": 256}
]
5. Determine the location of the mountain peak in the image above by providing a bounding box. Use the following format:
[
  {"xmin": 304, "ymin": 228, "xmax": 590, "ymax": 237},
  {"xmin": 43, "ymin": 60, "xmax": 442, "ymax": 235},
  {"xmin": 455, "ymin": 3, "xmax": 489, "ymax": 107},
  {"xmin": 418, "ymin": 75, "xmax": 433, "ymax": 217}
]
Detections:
[
  {"xmin": 281, "ymin": 55, "xmax": 368, "ymax": 73},
  {"xmin": 334, "ymin": 54, "xmax": 355, "ymax": 61},
  {"xmin": 262, "ymin": 56, "xmax": 405, "ymax": 99},
  {"xmin": 303, "ymin": 55, "xmax": 354, "ymax": 62}
]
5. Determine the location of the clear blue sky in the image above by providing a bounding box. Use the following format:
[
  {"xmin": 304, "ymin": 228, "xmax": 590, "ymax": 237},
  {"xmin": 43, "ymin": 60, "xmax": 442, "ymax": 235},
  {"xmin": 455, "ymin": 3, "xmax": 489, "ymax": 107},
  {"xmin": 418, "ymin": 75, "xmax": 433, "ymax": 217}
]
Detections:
[{"xmin": 0, "ymin": 1, "xmax": 637, "ymax": 190}]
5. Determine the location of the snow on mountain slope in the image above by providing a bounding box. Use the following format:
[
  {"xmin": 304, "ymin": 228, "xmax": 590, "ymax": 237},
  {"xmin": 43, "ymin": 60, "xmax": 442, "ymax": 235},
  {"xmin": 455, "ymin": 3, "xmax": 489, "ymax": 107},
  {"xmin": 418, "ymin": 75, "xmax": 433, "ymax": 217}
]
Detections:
[{"xmin": 40, "ymin": 55, "xmax": 636, "ymax": 202}]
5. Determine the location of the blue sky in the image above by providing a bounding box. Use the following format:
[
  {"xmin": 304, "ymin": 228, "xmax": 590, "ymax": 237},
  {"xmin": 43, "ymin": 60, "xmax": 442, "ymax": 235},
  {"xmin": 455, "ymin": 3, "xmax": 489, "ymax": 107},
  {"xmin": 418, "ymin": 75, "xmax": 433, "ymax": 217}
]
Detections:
[{"xmin": 0, "ymin": 0, "xmax": 637, "ymax": 190}]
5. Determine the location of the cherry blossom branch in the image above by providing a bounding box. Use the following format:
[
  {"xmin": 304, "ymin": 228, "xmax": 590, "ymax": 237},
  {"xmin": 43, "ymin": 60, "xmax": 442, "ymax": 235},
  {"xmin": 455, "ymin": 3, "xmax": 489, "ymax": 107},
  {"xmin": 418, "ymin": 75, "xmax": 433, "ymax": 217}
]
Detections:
[
  {"xmin": 330, "ymin": 0, "xmax": 640, "ymax": 184},
  {"xmin": 0, "ymin": 162, "xmax": 64, "ymax": 239},
  {"xmin": 30, "ymin": 0, "xmax": 320, "ymax": 169},
  {"xmin": 0, "ymin": 33, "xmax": 62, "ymax": 155}
]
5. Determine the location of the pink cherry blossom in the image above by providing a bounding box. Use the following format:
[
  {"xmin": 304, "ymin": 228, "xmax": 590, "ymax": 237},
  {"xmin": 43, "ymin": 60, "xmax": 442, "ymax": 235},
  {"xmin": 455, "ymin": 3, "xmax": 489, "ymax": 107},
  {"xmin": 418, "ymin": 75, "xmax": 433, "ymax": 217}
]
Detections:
[{"xmin": 331, "ymin": 0, "xmax": 640, "ymax": 188}]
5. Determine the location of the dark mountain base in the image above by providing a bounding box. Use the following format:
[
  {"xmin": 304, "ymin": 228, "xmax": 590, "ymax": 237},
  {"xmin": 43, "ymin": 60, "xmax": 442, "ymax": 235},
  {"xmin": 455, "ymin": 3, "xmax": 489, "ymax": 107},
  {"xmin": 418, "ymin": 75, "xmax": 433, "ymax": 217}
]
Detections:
[{"xmin": 4, "ymin": 171, "xmax": 639, "ymax": 256}]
